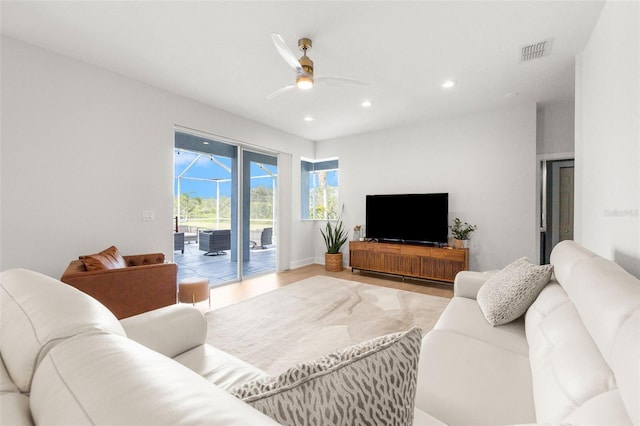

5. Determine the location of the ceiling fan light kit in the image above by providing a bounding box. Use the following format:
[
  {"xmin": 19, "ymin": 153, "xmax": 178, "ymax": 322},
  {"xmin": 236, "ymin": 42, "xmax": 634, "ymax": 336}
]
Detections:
[
  {"xmin": 268, "ymin": 33, "xmax": 368, "ymax": 99},
  {"xmin": 296, "ymin": 74, "xmax": 314, "ymax": 90}
]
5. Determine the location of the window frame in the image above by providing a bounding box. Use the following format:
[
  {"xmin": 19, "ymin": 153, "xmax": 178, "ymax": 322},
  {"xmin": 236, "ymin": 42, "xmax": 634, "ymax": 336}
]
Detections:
[{"xmin": 301, "ymin": 158, "xmax": 339, "ymax": 220}]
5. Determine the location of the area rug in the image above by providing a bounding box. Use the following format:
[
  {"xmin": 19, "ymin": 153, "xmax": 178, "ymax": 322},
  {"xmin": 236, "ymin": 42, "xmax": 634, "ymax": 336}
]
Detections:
[{"xmin": 205, "ymin": 276, "xmax": 450, "ymax": 375}]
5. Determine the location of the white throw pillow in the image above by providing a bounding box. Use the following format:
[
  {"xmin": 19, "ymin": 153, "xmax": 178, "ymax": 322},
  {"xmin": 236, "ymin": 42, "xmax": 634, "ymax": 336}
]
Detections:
[
  {"xmin": 232, "ymin": 326, "xmax": 422, "ymax": 426},
  {"xmin": 477, "ymin": 257, "xmax": 553, "ymax": 326}
]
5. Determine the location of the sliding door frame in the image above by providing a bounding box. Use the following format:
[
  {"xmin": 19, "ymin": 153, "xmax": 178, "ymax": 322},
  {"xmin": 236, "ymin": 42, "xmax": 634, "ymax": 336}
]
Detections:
[{"xmin": 175, "ymin": 125, "xmax": 282, "ymax": 282}]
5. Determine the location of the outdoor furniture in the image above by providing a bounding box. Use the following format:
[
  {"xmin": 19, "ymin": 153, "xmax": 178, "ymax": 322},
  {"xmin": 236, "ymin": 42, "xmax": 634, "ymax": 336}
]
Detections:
[
  {"xmin": 199, "ymin": 230, "xmax": 231, "ymax": 255},
  {"xmin": 174, "ymin": 232, "xmax": 185, "ymax": 254},
  {"xmin": 251, "ymin": 227, "xmax": 273, "ymax": 250},
  {"xmin": 178, "ymin": 225, "xmax": 198, "ymax": 244},
  {"xmin": 178, "ymin": 277, "xmax": 210, "ymax": 307}
]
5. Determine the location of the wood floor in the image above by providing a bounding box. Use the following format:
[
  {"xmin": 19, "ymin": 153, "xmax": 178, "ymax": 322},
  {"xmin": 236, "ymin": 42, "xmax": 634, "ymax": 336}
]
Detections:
[{"xmin": 206, "ymin": 264, "xmax": 454, "ymax": 311}]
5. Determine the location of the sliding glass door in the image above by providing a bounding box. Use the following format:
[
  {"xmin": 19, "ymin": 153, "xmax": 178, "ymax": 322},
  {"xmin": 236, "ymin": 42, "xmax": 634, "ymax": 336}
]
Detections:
[
  {"xmin": 242, "ymin": 150, "xmax": 277, "ymax": 278},
  {"xmin": 173, "ymin": 131, "xmax": 277, "ymax": 286}
]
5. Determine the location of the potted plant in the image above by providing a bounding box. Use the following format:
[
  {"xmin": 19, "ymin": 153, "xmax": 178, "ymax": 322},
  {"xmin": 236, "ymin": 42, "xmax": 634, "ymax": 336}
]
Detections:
[
  {"xmin": 450, "ymin": 218, "xmax": 477, "ymax": 249},
  {"xmin": 320, "ymin": 217, "xmax": 349, "ymax": 272}
]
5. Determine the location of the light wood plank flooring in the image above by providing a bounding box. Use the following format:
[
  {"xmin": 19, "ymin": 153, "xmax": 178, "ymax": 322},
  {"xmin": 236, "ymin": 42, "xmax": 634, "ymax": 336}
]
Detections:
[{"xmin": 204, "ymin": 264, "xmax": 454, "ymax": 311}]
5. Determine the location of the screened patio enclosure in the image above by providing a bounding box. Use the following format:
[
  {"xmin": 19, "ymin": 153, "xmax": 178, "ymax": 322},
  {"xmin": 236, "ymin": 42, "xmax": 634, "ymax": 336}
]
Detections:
[{"xmin": 174, "ymin": 131, "xmax": 277, "ymax": 286}]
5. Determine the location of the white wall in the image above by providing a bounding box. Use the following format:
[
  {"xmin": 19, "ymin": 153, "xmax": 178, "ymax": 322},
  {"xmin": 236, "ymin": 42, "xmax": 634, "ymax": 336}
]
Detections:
[
  {"xmin": 0, "ymin": 37, "xmax": 315, "ymax": 278},
  {"xmin": 315, "ymin": 104, "xmax": 538, "ymax": 271},
  {"xmin": 575, "ymin": 1, "xmax": 640, "ymax": 278},
  {"xmin": 537, "ymin": 101, "xmax": 575, "ymax": 156}
]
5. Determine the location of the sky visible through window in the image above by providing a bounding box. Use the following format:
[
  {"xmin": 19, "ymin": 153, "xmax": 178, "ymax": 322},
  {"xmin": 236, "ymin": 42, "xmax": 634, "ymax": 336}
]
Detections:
[{"xmin": 174, "ymin": 150, "xmax": 276, "ymax": 199}]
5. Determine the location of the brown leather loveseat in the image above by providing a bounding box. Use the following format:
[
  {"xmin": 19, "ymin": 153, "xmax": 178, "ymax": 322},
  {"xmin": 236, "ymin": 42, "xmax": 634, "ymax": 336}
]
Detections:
[{"xmin": 61, "ymin": 246, "xmax": 177, "ymax": 319}]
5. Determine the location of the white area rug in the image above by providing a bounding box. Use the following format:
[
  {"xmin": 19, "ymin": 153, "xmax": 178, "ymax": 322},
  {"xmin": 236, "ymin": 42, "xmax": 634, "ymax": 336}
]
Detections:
[{"xmin": 205, "ymin": 276, "xmax": 450, "ymax": 375}]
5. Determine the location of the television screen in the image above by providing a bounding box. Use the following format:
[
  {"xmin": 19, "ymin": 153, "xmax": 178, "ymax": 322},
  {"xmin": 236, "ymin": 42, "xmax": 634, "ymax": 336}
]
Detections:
[{"xmin": 365, "ymin": 193, "xmax": 448, "ymax": 245}]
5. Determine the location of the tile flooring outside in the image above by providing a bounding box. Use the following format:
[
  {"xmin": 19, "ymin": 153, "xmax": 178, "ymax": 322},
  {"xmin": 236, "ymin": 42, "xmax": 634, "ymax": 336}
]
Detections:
[{"xmin": 174, "ymin": 241, "xmax": 276, "ymax": 287}]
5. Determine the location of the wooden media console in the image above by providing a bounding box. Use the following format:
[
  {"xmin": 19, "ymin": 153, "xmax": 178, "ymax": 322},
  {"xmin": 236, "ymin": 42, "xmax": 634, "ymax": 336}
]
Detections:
[{"xmin": 349, "ymin": 241, "xmax": 468, "ymax": 283}]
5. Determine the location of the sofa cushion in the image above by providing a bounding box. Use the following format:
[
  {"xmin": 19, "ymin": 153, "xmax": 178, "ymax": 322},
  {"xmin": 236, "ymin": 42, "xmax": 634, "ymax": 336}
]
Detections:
[
  {"xmin": 0, "ymin": 269, "xmax": 125, "ymax": 393},
  {"xmin": 612, "ymin": 309, "xmax": 640, "ymax": 426},
  {"xmin": 549, "ymin": 241, "xmax": 640, "ymax": 425},
  {"xmin": 526, "ymin": 281, "xmax": 624, "ymax": 424},
  {"xmin": 30, "ymin": 333, "xmax": 279, "ymax": 425},
  {"xmin": 0, "ymin": 355, "xmax": 18, "ymax": 394},
  {"xmin": 232, "ymin": 327, "xmax": 422, "ymax": 426},
  {"xmin": 415, "ymin": 329, "xmax": 535, "ymax": 425},
  {"xmin": 80, "ymin": 245, "xmax": 126, "ymax": 271},
  {"xmin": 477, "ymin": 257, "xmax": 553, "ymax": 326},
  {"xmin": 0, "ymin": 355, "xmax": 33, "ymax": 426},
  {"xmin": 175, "ymin": 344, "xmax": 268, "ymax": 392},
  {"xmin": 413, "ymin": 407, "xmax": 447, "ymax": 426},
  {"xmin": 434, "ymin": 296, "xmax": 528, "ymax": 355},
  {"xmin": 562, "ymin": 390, "xmax": 634, "ymax": 425},
  {"xmin": 0, "ymin": 393, "xmax": 32, "ymax": 426}
]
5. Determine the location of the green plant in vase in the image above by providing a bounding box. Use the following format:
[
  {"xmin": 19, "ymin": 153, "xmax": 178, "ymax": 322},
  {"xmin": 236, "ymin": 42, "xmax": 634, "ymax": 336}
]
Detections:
[
  {"xmin": 321, "ymin": 217, "xmax": 349, "ymax": 271},
  {"xmin": 450, "ymin": 218, "xmax": 477, "ymax": 248}
]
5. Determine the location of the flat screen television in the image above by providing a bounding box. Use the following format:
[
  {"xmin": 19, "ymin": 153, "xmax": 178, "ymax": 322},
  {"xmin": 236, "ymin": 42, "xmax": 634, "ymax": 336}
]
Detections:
[{"xmin": 365, "ymin": 193, "xmax": 448, "ymax": 245}]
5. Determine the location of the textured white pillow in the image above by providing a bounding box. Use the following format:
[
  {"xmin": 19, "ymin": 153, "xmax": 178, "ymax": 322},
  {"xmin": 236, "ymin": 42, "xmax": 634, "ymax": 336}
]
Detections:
[
  {"xmin": 232, "ymin": 327, "xmax": 422, "ymax": 426},
  {"xmin": 477, "ymin": 257, "xmax": 553, "ymax": 326}
]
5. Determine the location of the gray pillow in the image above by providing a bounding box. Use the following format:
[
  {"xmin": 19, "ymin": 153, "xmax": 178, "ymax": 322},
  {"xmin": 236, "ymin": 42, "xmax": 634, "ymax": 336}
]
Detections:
[
  {"xmin": 232, "ymin": 326, "xmax": 422, "ymax": 426},
  {"xmin": 477, "ymin": 257, "xmax": 553, "ymax": 326}
]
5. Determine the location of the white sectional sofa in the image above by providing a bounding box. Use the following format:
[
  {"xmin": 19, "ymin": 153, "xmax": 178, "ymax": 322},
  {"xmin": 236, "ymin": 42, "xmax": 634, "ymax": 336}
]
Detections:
[
  {"xmin": 1, "ymin": 268, "xmax": 279, "ymax": 425},
  {"xmin": 1, "ymin": 240, "xmax": 638, "ymax": 425},
  {"xmin": 415, "ymin": 240, "xmax": 639, "ymax": 425},
  {"xmin": 1, "ymin": 267, "xmax": 418, "ymax": 425}
]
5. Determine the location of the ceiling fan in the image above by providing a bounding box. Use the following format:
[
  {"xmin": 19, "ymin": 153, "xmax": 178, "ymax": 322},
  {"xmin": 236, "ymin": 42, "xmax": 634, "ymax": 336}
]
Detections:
[{"xmin": 267, "ymin": 33, "xmax": 368, "ymax": 100}]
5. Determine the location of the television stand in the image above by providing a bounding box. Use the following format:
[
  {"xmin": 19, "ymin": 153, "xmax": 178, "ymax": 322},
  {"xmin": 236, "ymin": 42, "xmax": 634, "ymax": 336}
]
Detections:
[{"xmin": 348, "ymin": 241, "xmax": 468, "ymax": 283}]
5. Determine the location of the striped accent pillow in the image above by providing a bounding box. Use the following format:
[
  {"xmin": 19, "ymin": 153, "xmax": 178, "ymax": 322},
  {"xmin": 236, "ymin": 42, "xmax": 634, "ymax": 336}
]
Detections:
[{"xmin": 232, "ymin": 327, "xmax": 422, "ymax": 426}]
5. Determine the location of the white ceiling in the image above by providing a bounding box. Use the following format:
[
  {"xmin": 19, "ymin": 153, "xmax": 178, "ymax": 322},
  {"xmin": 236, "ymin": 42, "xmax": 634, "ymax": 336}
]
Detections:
[{"xmin": 1, "ymin": 1, "xmax": 604, "ymax": 141}]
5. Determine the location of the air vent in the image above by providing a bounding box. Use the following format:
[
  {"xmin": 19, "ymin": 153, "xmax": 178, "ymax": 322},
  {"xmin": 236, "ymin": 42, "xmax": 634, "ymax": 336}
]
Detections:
[{"xmin": 520, "ymin": 39, "xmax": 553, "ymax": 62}]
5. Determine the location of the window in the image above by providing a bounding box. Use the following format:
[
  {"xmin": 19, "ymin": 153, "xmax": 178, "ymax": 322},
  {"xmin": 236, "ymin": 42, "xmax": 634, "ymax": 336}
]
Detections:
[{"xmin": 301, "ymin": 159, "xmax": 339, "ymax": 220}]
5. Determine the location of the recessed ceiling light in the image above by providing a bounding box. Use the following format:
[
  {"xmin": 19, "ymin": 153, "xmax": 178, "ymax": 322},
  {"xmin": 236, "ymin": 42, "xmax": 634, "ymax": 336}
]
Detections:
[
  {"xmin": 202, "ymin": 141, "xmax": 210, "ymax": 145},
  {"xmin": 361, "ymin": 99, "xmax": 372, "ymax": 108},
  {"xmin": 304, "ymin": 116, "xmax": 314, "ymax": 122},
  {"xmin": 442, "ymin": 80, "xmax": 457, "ymax": 89}
]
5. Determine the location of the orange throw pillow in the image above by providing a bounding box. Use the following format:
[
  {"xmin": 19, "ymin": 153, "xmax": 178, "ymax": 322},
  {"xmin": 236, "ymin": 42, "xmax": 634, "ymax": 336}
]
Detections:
[{"xmin": 80, "ymin": 246, "xmax": 127, "ymax": 271}]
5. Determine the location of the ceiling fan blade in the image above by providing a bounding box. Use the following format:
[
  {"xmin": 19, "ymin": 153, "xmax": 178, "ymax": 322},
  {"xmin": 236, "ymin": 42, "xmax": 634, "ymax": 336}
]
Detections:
[
  {"xmin": 316, "ymin": 76, "xmax": 369, "ymax": 87},
  {"xmin": 271, "ymin": 33, "xmax": 302, "ymax": 73},
  {"xmin": 266, "ymin": 84, "xmax": 296, "ymax": 100}
]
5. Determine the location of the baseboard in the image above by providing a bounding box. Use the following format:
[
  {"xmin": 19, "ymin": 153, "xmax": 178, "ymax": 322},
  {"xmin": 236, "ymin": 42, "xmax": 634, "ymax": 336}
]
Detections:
[{"xmin": 290, "ymin": 257, "xmax": 316, "ymax": 269}]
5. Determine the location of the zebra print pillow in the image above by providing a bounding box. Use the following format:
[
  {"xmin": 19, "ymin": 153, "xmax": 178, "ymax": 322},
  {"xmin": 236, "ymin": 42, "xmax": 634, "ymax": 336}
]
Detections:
[{"xmin": 232, "ymin": 326, "xmax": 422, "ymax": 426}]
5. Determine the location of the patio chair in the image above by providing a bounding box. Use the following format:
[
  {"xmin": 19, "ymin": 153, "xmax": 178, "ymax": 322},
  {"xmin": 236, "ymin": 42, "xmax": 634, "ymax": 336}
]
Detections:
[
  {"xmin": 199, "ymin": 229, "xmax": 231, "ymax": 255},
  {"xmin": 174, "ymin": 232, "xmax": 185, "ymax": 254},
  {"xmin": 178, "ymin": 225, "xmax": 198, "ymax": 244},
  {"xmin": 252, "ymin": 227, "xmax": 273, "ymax": 250}
]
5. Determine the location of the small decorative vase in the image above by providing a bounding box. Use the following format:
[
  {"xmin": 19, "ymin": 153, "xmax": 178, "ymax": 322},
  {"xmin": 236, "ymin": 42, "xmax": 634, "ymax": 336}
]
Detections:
[
  {"xmin": 453, "ymin": 239, "xmax": 469, "ymax": 249},
  {"xmin": 325, "ymin": 253, "xmax": 344, "ymax": 272}
]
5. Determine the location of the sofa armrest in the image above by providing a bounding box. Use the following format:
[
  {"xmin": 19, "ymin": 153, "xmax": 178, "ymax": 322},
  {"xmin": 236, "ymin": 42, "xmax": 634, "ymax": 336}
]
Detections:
[
  {"xmin": 60, "ymin": 261, "xmax": 177, "ymax": 319},
  {"xmin": 453, "ymin": 271, "xmax": 496, "ymax": 299},
  {"xmin": 120, "ymin": 304, "xmax": 207, "ymax": 358}
]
